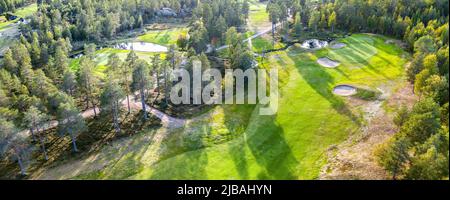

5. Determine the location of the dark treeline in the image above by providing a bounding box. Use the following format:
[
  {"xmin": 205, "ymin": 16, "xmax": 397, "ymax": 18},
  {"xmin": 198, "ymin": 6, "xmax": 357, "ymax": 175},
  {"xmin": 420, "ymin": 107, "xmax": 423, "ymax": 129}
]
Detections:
[{"xmin": 0, "ymin": 0, "xmax": 34, "ymax": 14}]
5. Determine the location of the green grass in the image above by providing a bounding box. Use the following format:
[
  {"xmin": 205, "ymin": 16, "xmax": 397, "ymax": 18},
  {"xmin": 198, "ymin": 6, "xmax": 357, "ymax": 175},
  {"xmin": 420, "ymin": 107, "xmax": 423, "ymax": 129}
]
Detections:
[
  {"xmin": 65, "ymin": 33, "xmax": 408, "ymax": 180},
  {"xmin": 1, "ymin": 3, "xmax": 38, "ymax": 52},
  {"xmin": 0, "ymin": 3, "xmax": 37, "ymax": 30},
  {"xmin": 355, "ymin": 88, "xmax": 381, "ymax": 101},
  {"xmin": 70, "ymin": 48, "xmax": 164, "ymax": 78},
  {"xmin": 0, "ymin": 17, "xmax": 10, "ymax": 31},
  {"xmin": 13, "ymin": 3, "xmax": 38, "ymax": 18},
  {"xmin": 247, "ymin": 1, "xmax": 270, "ymax": 32},
  {"xmin": 137, "ymin": 28, "xmax": 188, "ymax": 46},
  {"xmin": 251, "ymin": 36, "xmax": 284, "ymax": 52}
]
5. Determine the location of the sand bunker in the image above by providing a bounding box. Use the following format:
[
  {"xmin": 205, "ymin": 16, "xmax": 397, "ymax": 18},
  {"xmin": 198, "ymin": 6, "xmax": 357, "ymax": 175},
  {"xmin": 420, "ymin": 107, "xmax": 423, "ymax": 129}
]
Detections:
[
  {"xmin": 317, "ymin": 57, "xmax": 340, "ymax": 68},
  {"xmin": 333, "ymin": 85, "xmax": 357, "ymax": 96},
  {"xmin": 114, "ymin": 42, "xmax": 168, "ymax": 52},
  {"xmin": 330, "ymin": 43, "xmax": 346, "ymax": 49},
  {"xmin": 301, "ymin": 39, "xmax": 329, "ymax": 49}
]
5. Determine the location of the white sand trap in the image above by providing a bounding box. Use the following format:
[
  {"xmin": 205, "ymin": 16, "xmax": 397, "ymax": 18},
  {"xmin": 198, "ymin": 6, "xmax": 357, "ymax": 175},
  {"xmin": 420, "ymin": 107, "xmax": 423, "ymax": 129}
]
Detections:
[
  {"xmin": 317, "ymin": 57, "xmax": 340, "ymax": 68},
  {"xmin": 114, "ymin": 42, "xmax": 168, "ymax": 52},
  {"xmin": 333, "ymin": 85, "xmax": 357, "ymax": 96},
  {"xmin": 331, "ymin": 43, "xmax": 346, "ymax": 49},
  {"xmin": 301, "ymin": 39, "xmax": 329, "ymax": 49}
]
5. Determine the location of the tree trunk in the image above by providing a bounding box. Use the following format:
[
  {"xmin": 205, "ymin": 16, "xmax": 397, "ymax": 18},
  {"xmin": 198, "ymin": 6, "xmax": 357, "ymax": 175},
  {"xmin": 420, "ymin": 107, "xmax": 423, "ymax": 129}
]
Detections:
[
  {"xmin": 113, "ymin": 100, "xmax": 121, "ymax": 133},
  {"xmin": 164, "ymin": 66, "xmax": 168, "ymax": 105},
  {"xmin": 156, "ymin": 72, "xmax": 160, "ymax": 96},
  {"xmin": 140, "ymin": 87, "xmax": 148, "ymax": 120},
  {"xmin": 85, "ymin": 95, "xmax": 90, "ymax": 110},
  {"xmin": 126, "ymin": 94, "xmax": 131, "ymax": 113},
  {"xmin": 30, "ymin": 128, "xmax": 36, "ymax": 142},
  {"xmin": 40, "ymin": 136, "xmax": 48, "ymax": 160},
  {"xmin": 71, "ymin": 134, "xmax": 78, "ymax": 152},
  {"xmin": 17, "ymin": 156, "xmax": 26, "ymax": 175},
  {"xmin": 272, "ymin": 22, "xmax": 275, "ymax": 47},
  {"xmin": 93, "ymin": 103, "xmax": 97, "ymax": 117},
  {"xmin": 90, "ymin": 91, "xmax": 97, "ymax": 117}
]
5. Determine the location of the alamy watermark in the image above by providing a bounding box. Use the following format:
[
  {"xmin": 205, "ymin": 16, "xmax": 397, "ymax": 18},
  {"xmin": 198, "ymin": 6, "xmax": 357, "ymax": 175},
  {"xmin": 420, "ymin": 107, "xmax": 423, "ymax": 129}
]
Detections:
[{"xmin": 169, "ymin": 60, "xmax": 279, "ymax": 115}]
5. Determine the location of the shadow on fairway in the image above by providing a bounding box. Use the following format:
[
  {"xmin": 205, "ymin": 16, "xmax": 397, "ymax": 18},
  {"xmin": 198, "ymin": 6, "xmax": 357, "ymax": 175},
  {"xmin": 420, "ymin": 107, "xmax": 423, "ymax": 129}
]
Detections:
[{"xmin": 289, "ymin": 53, "xmax": 362, "ymax": 126}]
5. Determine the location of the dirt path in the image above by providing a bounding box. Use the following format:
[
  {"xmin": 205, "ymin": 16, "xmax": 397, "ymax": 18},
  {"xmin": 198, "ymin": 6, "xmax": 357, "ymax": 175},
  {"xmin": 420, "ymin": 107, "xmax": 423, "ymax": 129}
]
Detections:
[
  {"xmin": 126, "ymin": 93, "xmax": 186, "ymax": 128},
  {"xmin": 18, "ymin": 92, "xmax": 186, "ymax": 138},
  {"xmin": 215, "ymin": 23, "xmax": 281, "ymax": 51}
]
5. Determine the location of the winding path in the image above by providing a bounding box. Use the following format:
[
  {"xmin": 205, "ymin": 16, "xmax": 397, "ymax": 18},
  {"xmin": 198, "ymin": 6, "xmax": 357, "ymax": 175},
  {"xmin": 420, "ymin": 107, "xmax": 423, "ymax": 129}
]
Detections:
[
  {"xmin": 215, "ymin": 23, "xmax": 281, "ymax": 51},
  {"xmin": 18, "ymin": 91, "xmax": 186, "ymax": 138}
]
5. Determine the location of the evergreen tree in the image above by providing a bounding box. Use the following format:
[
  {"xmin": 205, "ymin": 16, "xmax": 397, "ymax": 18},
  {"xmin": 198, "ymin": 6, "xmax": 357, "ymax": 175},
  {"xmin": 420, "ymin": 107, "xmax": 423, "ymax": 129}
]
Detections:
[{"xmin": 57, "ymin": 102, "xmax": 86, "ymax": 152}]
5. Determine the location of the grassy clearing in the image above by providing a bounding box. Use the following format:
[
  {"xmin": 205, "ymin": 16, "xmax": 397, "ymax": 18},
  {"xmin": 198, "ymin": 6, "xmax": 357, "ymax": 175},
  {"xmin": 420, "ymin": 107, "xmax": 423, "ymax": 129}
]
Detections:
[
  {"xmin": 0, "ymin": 21, "xmax": 13, "ymax": 31},
  {"xmin": 13, "ymin": 3, "xmax": 38, "ymax": 18},
  {"xmin": 241, "ymin": 31, "xmax": 284, "ymax": 52},
  {"xmin": 251, "ymin": 36, "xmax": 284, "ymax": 52},
  {"xmin": 0, "ymin": 3, "xmax": 37, "ymax": 30},
  {"xmin": 355, "ymin": 88, "xmax": 382, "ymax": 101},
  {"xmin": 1, "ymin": 3, "xmax": 38, "ymax": 53},
  {"xmin": 70, "ymin": 48, "xmax": 163, "ymax": 78},
  {"xmin": 137, "ymin": 28, "xmax": 188, "ymax": 46},
  {"xmin": 247, "ymin": 1, "xmax": 270, "ymax": 32}
]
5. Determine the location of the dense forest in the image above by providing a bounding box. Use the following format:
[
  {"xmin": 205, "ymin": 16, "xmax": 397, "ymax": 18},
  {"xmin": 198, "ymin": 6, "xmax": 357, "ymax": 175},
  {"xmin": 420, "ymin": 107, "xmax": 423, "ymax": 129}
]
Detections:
[{"xmin": 0, "ymin": 0, "xmax": 449, "ymax": 180}]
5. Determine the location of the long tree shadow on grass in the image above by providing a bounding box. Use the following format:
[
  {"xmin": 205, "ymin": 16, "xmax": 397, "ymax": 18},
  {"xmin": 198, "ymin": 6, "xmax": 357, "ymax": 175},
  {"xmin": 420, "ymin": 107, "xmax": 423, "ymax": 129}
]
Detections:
[
  {"xmin": 147, "ymin": 101, "xmax": 257, "ymax": 179},
  {"xmin": 289, "ymin": 53, "xmax": 362, "ymax": 126},
  {"xmin": 223, "ymin": 104, "xmax": 256, "ymax": 179},
  {"xmin": 220, "ymin": 82, "xmax": 298, "ymax": 179},
  {"xmin": 244, "ymin": 113, "xmax": 299, "ymax": 179},
  {"xmin": 338, "ymin": 38, "xmax": 393, "ymax": 79},
  {"xmin": 148, "ymin": 121, "xmax": 209, "ymax": 180}
]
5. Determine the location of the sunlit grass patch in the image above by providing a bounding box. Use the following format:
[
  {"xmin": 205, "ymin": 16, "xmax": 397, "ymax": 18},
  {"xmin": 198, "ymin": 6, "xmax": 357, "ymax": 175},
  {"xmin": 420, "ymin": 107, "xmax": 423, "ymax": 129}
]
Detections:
[
  {"xmin": 70, "ymin": 48, "xmax": 165, "ymax": 78},
  {"xmin": 137, "ymin": 28, "xmax": 188, "ymax": 46}
]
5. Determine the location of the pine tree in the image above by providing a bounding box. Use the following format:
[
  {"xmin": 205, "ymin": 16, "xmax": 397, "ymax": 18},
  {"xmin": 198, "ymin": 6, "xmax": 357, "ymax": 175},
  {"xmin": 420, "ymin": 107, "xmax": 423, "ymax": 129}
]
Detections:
[
  {"xmin": 57, "ymin": 103, "xmax": 86, "ymax": 152},
  {"xmin": 77, "ymin": 57, "xmax": 99, "ymax": 117},
  {"xmin": 132, "ymin": 60, "xmax": 152, "ymax": 120},
  {"xmin": 101, "ymin": 79, "xmax": 124, "ymax": 134}
]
